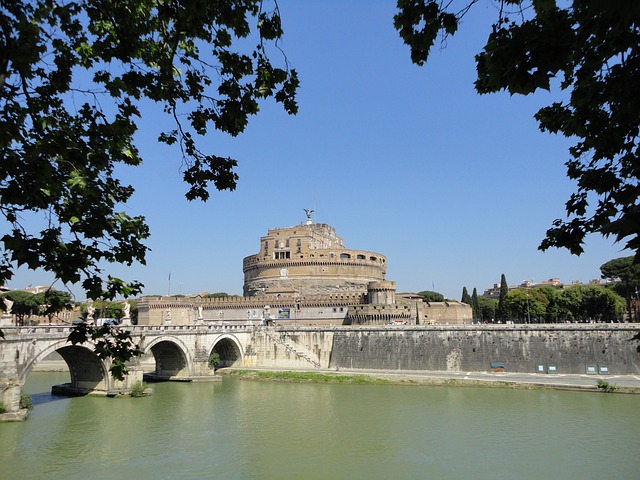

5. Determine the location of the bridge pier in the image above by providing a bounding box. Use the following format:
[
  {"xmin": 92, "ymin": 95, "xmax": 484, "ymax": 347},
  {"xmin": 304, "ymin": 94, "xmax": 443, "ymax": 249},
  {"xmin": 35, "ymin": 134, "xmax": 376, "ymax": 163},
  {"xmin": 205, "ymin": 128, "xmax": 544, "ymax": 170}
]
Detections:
[
  {"xmin": 51, "ymin": 364, "xmax": 145, "ymax": 397},
  {"xmin": 190, "ymin": 355, "xmax": 221, "ymax": 382},
  {"xmin": 0, "ymin": 379, "xmax": 28, "ymax": 421}
]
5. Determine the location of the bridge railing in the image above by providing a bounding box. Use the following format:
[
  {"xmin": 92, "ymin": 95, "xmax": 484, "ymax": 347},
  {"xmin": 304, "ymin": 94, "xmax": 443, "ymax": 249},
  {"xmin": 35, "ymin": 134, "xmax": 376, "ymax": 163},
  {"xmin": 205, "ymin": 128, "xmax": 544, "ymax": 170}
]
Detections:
[
  {"xmin": 128, "ymin": 323, "xmax": 258, "ymax": 334},
  {"xmin": 1, "ymin": 325, "xmax": 74, "ymax": 336},
  {"xmin": 0, "ymin": 322, "xmax": 259, "ymax": 336},
  {"xmin": 1, "ymin": 322, "xmax": 638, "ymax": 338}
]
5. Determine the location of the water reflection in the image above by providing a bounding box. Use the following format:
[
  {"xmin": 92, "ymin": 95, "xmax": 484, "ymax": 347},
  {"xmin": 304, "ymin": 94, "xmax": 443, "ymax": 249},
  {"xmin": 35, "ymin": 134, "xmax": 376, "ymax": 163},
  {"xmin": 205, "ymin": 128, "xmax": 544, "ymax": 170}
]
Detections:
[
  {"xmin": 3, "ymin": 373, "xmax": 639, "ymax": 480},
  {"xmin": 29, "ymin": 391, "xmax": 70, "ymax": 406}
]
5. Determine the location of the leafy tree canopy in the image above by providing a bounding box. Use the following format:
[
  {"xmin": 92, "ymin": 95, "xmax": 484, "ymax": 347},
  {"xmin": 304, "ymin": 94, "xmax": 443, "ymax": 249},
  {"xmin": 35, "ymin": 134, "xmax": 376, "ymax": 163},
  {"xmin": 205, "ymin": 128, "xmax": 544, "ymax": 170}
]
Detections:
[
  {"xmin": 601, "ymin": 256, "xmax": 640, "ymax": 284},
  {"xmin": 395, "ymin": 0, "xmax": 640, "ymax": 257},
  {"xmin": 501, "ymin": 284, "xmax": 624, "ymax": 322},
  {"xmin": 33, "ymin": 289, "xmax": 72, "ymax": 320},
  {"xmin": 504, "ymin": 287, "xmax": 549, "ymax": 321},
  {"xmin": 82, "ymin": 299, "xmax": 124, "ymax": 320},
  {"xmin": 416, "ymin": 290, "xmax": 445, "ymax": 302},
  {"xmin": 1, "ymin": 290, "xmax": 40, "ymax": 324},
  {"xmin": 0, "ymin": 0, "xmax": 298, "ymax": 300},
  {"xmin": 204, "ymin": 292, "xmax": 232, "ymax": 298},
  {"xmin": 600, "ymin": 255, "xmax": 640, "ymax": 319},
  {"xmin": 476, "ymin": 295, "xmax": 498, "ymax": 321},
  {"xmin": 0, "ymin": 0, "xmax": 297, "ymax": 377},
  {"xmin": 556, "ymin": 284, "xmax": 625, "ymax": 321}
]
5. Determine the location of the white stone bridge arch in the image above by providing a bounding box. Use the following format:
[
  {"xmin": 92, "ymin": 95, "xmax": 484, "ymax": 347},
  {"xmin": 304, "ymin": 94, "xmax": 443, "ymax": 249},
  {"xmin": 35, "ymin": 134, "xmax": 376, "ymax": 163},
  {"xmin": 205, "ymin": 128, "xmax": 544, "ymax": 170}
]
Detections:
[{"xmin": 0, "ymin": 324, "xmax": 256, "ymax": 416}]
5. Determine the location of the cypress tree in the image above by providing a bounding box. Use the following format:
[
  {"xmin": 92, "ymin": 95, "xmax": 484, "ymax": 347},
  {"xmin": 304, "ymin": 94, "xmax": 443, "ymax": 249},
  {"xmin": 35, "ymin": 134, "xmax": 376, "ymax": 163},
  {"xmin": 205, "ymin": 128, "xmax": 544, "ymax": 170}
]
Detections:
[
  {"xmin": 496, "ymin": 274, "xmax": 509, "ymax": 322},
  {"xmin": 461, "ymin": 287, "xmax": 471, "ymax": 304},
  {"xmin": 471, "ymin": 288, "xmax": 480, "ymax": 320}
]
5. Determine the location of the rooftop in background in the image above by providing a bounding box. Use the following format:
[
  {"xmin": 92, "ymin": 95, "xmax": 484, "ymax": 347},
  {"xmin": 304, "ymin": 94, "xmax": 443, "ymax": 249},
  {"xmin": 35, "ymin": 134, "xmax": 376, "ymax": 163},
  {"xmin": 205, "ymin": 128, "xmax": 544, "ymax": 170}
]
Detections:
[{"xmin": 482, "ymin": 278, "xmax": 616, "ymax": 298}]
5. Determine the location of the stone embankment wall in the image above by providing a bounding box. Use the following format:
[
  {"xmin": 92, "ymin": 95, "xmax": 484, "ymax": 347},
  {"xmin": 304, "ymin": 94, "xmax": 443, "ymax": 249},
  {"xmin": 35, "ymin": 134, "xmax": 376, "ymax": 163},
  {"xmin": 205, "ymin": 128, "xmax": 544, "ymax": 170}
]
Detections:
[
  {"xmin": 244, "ymin": 329, "xmax": 335, "ymax": 369},
  {"xmin": 305, "ymin": 325, "xmax": 640, "ymax": 375}
]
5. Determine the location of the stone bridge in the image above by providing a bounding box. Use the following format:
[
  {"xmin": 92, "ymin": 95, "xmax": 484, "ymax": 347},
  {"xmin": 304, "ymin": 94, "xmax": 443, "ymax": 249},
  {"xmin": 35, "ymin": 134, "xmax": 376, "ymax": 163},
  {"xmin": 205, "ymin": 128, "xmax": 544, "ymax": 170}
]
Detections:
[
  {"xmin": 0, "ymin": 323, "xmax": 334, "ymax": 417},
  {"xmin": 0, "ymin": 324, "xmax": 254, "ymax": 414},
  {"xmin": 2, "ymin": 322, "xmax": 638, "ymax": 420}
]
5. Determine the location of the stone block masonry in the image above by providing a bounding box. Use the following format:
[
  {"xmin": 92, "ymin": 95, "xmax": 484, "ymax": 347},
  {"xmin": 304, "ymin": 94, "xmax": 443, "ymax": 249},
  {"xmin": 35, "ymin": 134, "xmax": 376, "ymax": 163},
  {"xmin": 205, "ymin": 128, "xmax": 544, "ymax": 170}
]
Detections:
[{"xmin": 327, "ymin": 324, "xmax": 640, "ymax": 375}]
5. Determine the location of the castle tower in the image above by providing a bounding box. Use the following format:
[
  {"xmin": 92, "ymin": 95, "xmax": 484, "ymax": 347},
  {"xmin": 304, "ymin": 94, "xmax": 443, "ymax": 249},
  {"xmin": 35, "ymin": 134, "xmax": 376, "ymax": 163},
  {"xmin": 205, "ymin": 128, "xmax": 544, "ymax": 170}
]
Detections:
[
  {"xmin": 367, "ymin": 281, "xmax": 396, "ymax": 305},
  {"xmin": 243, "ymin": 219, "xmax": 386, "ymax": 297}
]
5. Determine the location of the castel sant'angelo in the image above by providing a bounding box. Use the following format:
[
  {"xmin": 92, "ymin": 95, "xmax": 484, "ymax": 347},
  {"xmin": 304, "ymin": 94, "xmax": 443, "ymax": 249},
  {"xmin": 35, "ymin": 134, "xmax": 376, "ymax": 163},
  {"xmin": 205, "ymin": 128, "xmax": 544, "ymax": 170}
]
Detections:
[{"xmin": 137, "ymin": 212, "xmax": 471, "ymax": 325}]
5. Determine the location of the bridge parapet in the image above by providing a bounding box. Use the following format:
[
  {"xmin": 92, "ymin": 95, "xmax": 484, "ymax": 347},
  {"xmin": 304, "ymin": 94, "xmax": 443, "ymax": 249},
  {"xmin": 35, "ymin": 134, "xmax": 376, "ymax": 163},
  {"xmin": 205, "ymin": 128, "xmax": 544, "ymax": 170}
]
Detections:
[{"xmin": 129, "ymin": 323, "xmax": 256, "ymax": 334}]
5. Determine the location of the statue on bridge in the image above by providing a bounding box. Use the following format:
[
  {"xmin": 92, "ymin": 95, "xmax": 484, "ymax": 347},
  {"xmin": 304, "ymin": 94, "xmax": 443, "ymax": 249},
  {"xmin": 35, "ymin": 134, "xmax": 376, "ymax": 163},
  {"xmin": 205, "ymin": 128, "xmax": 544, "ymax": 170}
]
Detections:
[
  {"xmin": 1, "ymin": 297, "xmax": 14, "ymax": 326},
  {"xmin": 2, "ymin": 297, "xmax": 13, "ymax": 313}
]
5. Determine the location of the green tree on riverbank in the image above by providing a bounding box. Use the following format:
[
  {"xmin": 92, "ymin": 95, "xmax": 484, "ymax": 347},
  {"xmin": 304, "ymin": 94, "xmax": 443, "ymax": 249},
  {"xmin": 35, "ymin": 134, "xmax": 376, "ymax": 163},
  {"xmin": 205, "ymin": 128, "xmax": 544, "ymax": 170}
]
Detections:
[
  {"xmin": 461, "ymin": 287, "xmax": 471, "ymax": 305},
  {"xmin": 471, "ymin": 288, "xmax": 480, "ymax": 320},
  {"xmin": 502, "ymin": 284, "xmax": 624, "ymax": 323},
  {"xmin": 477, "ymin": 296, "xmax": 498, "ymax": 322},
  {"xmin": 504, "ymin": 288, "xmax": 549, "ymax": 322},
  {"xmin": 496, "ymin": 274, "xmax": 509, "ymax": 322},
  {"xmin": 600, "ymin": 256, "xmax": 640, "ymax": 321}
]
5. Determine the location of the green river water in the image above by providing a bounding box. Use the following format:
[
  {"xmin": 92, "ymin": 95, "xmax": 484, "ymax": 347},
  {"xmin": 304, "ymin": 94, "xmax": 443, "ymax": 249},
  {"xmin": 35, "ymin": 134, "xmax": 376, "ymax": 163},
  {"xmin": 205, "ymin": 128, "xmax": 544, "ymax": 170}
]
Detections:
[{"xmin": 1, "ymin": 372, "xmax": 639, "ymax": 479}]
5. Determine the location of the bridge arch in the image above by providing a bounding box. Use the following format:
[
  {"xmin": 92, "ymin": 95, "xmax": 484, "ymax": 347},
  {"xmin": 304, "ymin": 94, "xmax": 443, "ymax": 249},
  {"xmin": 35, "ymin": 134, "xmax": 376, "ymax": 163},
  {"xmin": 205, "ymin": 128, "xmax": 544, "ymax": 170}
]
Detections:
[
  {"xmin": 211, "ymin": 334, "xmax": 243, "ymax": 368},
  {"xmin": 21, "ymin": 339, "xmax": 109, "ymax": 393},
  {"xmin": 144, "ymin": 336, "xmax": 192, "ymax": 378}
]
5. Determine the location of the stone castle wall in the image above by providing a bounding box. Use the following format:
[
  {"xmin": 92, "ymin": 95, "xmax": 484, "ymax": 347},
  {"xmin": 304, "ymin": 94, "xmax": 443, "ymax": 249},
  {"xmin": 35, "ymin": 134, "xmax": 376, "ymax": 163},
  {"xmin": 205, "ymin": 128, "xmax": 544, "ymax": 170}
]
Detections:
[
  {"xmin": 136, "ymin": 294, "xmax": 474, "ymax": 327},
  {"xmin": 243, "ymin": 258, "xmax": 386, "ymax": 296},
  {"xmin": 242, "ymin": 222, "xmax": 386, "ymax": 296},
  {"xmin": 136, "ymin": 293, "xmax": 369, "ymax": 326},
  {"xmin": 417, "ymin": 301, "xmax": 474, "ymax": 325}
]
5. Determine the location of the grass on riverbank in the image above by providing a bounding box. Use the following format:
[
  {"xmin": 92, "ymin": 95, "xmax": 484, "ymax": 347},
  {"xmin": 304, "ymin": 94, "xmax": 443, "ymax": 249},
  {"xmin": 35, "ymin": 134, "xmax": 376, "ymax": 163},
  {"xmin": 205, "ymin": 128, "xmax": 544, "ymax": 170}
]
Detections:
[
  {"xmin": 220, "ymin": 369, "xmax": 540, "ymax": 389},
  {"xmin": 218, "ymin": 369, "xmax": 640, "ymax": 394},
  {"xmin": 221, "ymin": 369, "xmax": 400, "ymax": 385}
]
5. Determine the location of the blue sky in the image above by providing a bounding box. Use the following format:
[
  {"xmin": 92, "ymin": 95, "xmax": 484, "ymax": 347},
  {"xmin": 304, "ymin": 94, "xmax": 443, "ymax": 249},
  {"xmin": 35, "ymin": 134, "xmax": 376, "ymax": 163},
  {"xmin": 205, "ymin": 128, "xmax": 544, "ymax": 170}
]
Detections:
[{"xmin": 9, "ymin": 1, "xmax": 628, "ymax": 301}]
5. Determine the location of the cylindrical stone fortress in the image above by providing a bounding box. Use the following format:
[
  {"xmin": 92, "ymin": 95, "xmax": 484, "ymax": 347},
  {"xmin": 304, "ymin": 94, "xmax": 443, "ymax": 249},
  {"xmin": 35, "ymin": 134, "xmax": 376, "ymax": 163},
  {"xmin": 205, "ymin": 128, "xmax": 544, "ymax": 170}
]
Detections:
[{"xmin": 243, "ymin": 222, "xmax": 387, "ymax": 297}]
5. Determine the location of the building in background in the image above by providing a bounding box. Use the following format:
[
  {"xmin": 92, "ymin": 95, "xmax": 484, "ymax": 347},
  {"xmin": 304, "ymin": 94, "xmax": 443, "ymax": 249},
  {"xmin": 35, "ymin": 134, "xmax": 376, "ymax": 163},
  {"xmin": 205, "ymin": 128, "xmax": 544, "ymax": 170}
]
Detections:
[{"xmin": 138, "ymin": 215, "xmax": 472, "ymax": 326}]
